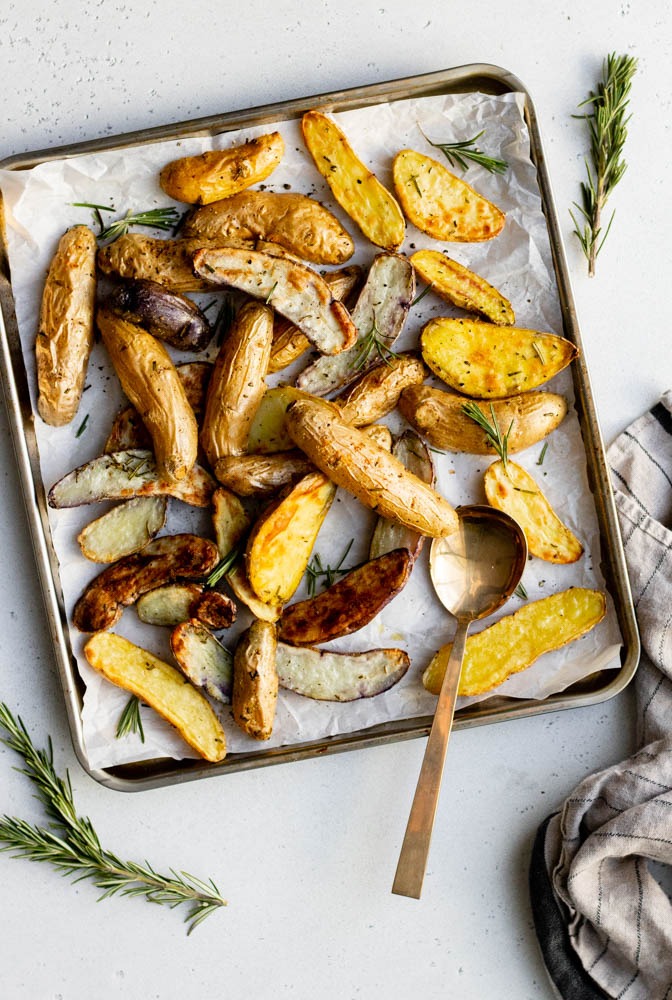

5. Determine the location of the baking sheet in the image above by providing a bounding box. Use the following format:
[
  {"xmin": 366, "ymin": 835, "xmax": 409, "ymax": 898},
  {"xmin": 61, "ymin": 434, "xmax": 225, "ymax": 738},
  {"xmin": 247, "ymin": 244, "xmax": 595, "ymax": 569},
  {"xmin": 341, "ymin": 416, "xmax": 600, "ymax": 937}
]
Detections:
[{"xmin": 0, "ymin": 78, "xmax": 629, "ymax": 776}]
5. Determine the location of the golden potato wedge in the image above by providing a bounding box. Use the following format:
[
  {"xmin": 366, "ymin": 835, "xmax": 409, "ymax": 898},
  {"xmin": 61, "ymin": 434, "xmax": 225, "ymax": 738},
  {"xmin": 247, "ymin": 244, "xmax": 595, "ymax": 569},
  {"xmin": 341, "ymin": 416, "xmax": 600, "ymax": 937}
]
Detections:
[
  {"xmin": 214, "ymin": 450, "xmax": 315, "ymax": 497},
  {"xmin": 36, "ymin": 225, "xmax": 97, "ymax": 426},
  {"xmin": 410, "ymin": 249, "xmax": 514, "ymax": 325},
  {"xmin": 193, "ymin": 247, "xmax": 356, "ymax": 356},
  {"xmin": 337, "ymin": 352, "xmax": 427, "ymax": 426},
  {"xmin": 159, "ymin": 132, "xmax": 284, "ymax": 205},
  {"xmin": 279, "ymin": 548, "xmax": 412, "ymax": 645},
  {"xmin": 97, "ymin": 235, "xmax": 230, "ymax": 292},
  {"xmin": 369, "ymin": 431, "xmax": 434, "ymax": 561},
  {"xmin": 84, "ymin": 631, "xmax": 226, "ymax": 762},
  {"xmin": 393, "ymin": 149, "xmax": 505, "ymax": 241},
  {"xmin": 276, "ymin": 643, "xmax": 409, "ymax": 701},
  {"xmin": 171, "ymin": 620, "xmax": 234, "ymax": 703},
  {"xmin": 246, "ymin": 472, "xmax": 337, "ymax": 605},
  {"xmin": 421, "ymin": 318, "xmax": 578, "ymax": 398},
  {"xmin": 200, "ymin": 300, "xmax": 274, "ymax": 467},
  {"xmin": 98, "ymin": 307, "xmax": 199, "ymax": 482},
  {"xmin": 423, "ymin": 588, "xmax": 606, "ymax": 696},
  {"xmin": 182, "ymin": 189, "xmax": 354, "ymax": 265},
  {"xmin": 247, "ymin": 386, "xmax": 313, "ymax": 453},
  {"xmin": 301, "ymin": 109, "xmax": 406, "ymax": 251},
  {"xmin": 73, "ymin": 533, "xmax": 219, "ymax": 632},
  {"xmin": 77, "ymin": 495, "xmax": 167, "ymax": 562},
  {"xmin": 484, "ymin": 460, "xmax": 583, "ymax": 563},
  {"xmin": 397, "ymin": 386, "xmax": 567, "ymax": 454},
  {"xmin": 232, "ymin": 620, "xmax": 278, "ymax": 740},
  {"xmin": 285, "ymin": 396, "xmax": 459, "ymax": 538}
]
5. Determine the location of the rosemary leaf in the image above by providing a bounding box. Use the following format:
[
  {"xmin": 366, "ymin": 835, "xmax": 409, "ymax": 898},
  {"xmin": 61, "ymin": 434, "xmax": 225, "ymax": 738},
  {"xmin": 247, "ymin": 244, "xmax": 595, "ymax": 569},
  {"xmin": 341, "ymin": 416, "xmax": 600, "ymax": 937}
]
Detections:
[
  {"xmin": 353, "ymin": 314, "xmax": 400, "ymax": 371},
  {"xmin": 461, "ymin": 401, "xmax": 512, "ymax": 468},
  {"xmin": 115, "ymin": 696, "xmax": 145, "ymax": 743},
  {"xmin": 205, "ymin": 546, "xmax": 241, "ymax": 588},
  {"xmin": 74, "ymin": 204, "xmax": 182, "ymax": 243},
  {"xmin": 305, "ymin": 539, "xmax": 356, "ymax": 596},
  {"xmin": 418, "ymin": 126, "xmax": 508, "ymax": 175}
]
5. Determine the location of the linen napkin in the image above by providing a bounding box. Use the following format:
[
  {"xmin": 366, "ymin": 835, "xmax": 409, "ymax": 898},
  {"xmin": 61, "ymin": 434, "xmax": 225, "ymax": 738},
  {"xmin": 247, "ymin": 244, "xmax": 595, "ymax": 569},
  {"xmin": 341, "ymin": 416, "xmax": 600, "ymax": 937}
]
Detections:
[{"xmin": 530, "ymin": 390, "xmax": 672, "ymax": 1000}]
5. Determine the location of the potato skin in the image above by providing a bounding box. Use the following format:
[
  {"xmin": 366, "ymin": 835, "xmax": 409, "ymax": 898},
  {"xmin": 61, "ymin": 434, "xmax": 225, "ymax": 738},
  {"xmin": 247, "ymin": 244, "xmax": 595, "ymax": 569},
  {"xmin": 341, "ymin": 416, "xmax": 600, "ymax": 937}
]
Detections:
[
  {"xmin": 108, "ymin": 279, "xmax": 212, "ymax": 351},
  {"xmin": 36, "ymin": 225, "xmax": 97, "ymax": 426},
  {"xmin": 160, "ymin": 132, "xmax": 284, "ymax": 205},
  {"xmin": 410, "ymin": 249, "xmax": 514, "ymax": 325},
  {"xmin": 398, "ymin": 385, "xmax": 568, "ymax": 454},
  {"xmin": 97, "ymin": 235, "xmax": 229, "ymax": 292},
  {"xmin": 232, "ymin": 620, "xmax": 278, "ymax": 740},
  {"xmin": 337, "ymin": 352, "xmax": 427, "ymax": 426},
  {"xmin": 98, "ymin": 307, "xmax": 199, "ymax": 482},
  {"xmin": 286, "ymin": 397, "xmax": 459, "ymax": 538}
]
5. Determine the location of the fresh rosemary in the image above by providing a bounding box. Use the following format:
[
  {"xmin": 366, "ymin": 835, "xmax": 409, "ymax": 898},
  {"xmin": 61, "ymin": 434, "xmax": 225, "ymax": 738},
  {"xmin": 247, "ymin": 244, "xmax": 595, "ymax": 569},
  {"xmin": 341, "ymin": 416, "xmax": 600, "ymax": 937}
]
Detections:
[
  {"xmin": 212, "ymin": 295, "xmax": 237, "ymax": 345},
  {"xmin": 0, "ymin": 704, "xmax": 226, "ymax": 933},
  {"xmin": 115, "ymin": 696, "xmax": 145, "ymax": 742},
  {"xmin": 205, "ymin": 546, "xmax": 241, "ymax": 589},
  {"xmin": 73, "ymin": 203, "xmax": 181, "ymax": 243},
  {"xmin": 461, "ymin": 401, "xmax": 512, "ymax": 468},
  {"xmin": 419, "ymin": 126, "xmax": 508, "ymax": 175},
  {"xmin": 570, "ymin": 52, "xmax": 637, "ymax": 276},
  {"xmin": 305, "ymin": 539, "xmax": 356, "ymax": 597},
  {"xmin": 353, "ymin": 314, "xmax": 399, "ymax": 371}
]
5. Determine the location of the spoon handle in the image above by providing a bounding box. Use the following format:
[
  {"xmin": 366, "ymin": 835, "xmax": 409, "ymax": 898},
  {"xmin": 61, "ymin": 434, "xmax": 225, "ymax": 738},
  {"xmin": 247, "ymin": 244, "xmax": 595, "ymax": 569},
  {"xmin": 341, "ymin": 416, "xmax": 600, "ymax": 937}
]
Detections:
[{"xmin": 391, "ymin": 619, "xmax": 470, "ymax": 899}]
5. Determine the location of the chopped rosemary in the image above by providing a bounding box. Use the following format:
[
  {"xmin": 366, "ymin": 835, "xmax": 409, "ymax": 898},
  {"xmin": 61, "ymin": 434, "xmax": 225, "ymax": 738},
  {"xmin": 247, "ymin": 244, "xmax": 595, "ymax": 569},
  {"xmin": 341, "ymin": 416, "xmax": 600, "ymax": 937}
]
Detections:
[
  {"xmin": 514, "ymin": 581, "xmax": 528, "ymax": 600},
  {"xmin": 75, "ymin": 414, "xmax": 89, "ymax": 438},
  {"xmin": 305, "ymin": 538, "xmax": 356, "ymax": 597},
  {"xmin": 115, "ymin": 696, "xmax": 145, "ymax": 742},
  {"xmin": 461, "ymin": 401, "xmax": 512, "ymax": 468},
  {"xmin": 570, "ymin": 52, "xmax": 637, "ymax": 276},
  {"xmin": 353, "ymin": 313, "xmax": 400, "ymax": 371},
  {"xmin": 411, "ymin": 283, "xmax": 433, "ymax": 307},
  {"xmin": 537, "ymin": 441, "xmax": 549, "ymax": 466},
  {"xmin": 0, "ymin": 703, "xmax": 226, "ymax": 933},
  {"xmin": 73, "ymin": 203, "xmax": 182, "ymax": 242},
  {"xmin": 418, "ymin": 125, "xmax": 508, "ymax": 175}
]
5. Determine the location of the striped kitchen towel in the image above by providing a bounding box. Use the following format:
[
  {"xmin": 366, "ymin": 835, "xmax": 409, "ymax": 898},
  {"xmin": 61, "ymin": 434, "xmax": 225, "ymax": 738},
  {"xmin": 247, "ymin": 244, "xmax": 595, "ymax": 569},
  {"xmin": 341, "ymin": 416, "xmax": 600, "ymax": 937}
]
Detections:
[{"xmin": 530, "ymin": 390, "xmax": 672, "ymax": 1000}]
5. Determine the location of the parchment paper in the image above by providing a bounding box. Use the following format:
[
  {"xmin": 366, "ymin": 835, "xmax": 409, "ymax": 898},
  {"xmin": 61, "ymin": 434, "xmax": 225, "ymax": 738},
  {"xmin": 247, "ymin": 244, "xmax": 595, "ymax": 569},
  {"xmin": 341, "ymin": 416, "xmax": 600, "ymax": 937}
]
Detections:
[{"xmin": 0, "ymin": 91, "xmax": 623, "ymax": 769}]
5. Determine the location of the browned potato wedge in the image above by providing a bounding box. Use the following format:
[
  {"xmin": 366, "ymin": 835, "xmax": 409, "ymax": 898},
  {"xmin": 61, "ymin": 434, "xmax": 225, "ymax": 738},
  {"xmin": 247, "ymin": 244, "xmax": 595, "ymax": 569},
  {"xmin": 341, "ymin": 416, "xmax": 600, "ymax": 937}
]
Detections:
[
  {"xmin": 484, "ymin": 460, "xmax": 583, "ymax": 563},
  {"xmin": 190, "ymin": 589, "xmax": 237, "ymax": 630},
  {"xmin": 421, "ymin": 318, "xmax": 578, "ymax": 398},
  {"xmin": 214, "ymin": 450, "xmax": 315, "ymax": 496},
  {"xmin": 397, "ymin": 386, "xmax": 568, "ymax": 454},
  {"xmin": 285, "ymin": 396, "xmax": 459, "ymax": 538},
  {"xmin": 193, "ymin": 247, "xmax": 357, "ymax": 356},
  {"xmin": 182, "ymin": 189, "xmax": 354, "ymax": 265},
  {"xmin": 73, "ymin": 533, "xmax": 219, "ymax": 632},
  {"xmin": 369, "ymin": 431, "xmax": 434, "ymax": 561},
  {"xmin": 423, "ymin": 588, "xmax": 606, "ymax": 696},
  {"xmin": 301, "ymin": 109, "xmax": 406, "ymax": 251},
  {"xmin": 200, "ymin": 300, "xmax": 274, "ymax": 467},
  {"xmin": 78, "ymin": 495, "xmax": 168, "ymax": 562},
  {"xmin": 136, "ymin": 582, "xmax": 204, "ymax": 626},
  {"xmin": 278, "ymin": 548, "xmax": 412, "ymax": 646},
  {"xmin": 98, "ymin": 307, "xmax": 198, "ymax": 482},
  {"xmin": 48, "ymin": 449, "xmax": 215, "ymax": 509},
  {"xmin": 276, "ymin": 643, "xmax": 410, "ymax": 701},
  {"xmin": 84, "ymin": 631, "xmax": 226, "ymax": 762},
  {"xmin": 160, "ymin": 132, "xmax": 284, "ymax": 205},
  {"xmin": 410, "ymin": 249, "xmax": 514, "ymax": 325},
  {"xmin": 232, "ymin": 620, "xmax": 278, "ymax": 740},
  {"xmin": 295, "ymin": 252, "xmax": 415, "ymax": 397},
  {"xmin": 171, "ymin": 620, "xmax": 234, "ymax": 703},
  {"xmin": 97, "ymin": 235, "xmax": 230, "ymax": 292},
  {"xmin": 337, "ymin": 353, "xmax": 427, "ymax": 426},
  {"xmin": 36, "ymin": 225, "xmax": 97, "ymax": 426},
  {"xmin": 246, "ymin": 471, "xmax": 337, "ymax": 605},
  {"xmin": 108, "ymin": 279, "xmax": 212, "ymax": 351},
  {"xmin": 393, "ymin": 149, "xmax": 505, "ymax": 241}
]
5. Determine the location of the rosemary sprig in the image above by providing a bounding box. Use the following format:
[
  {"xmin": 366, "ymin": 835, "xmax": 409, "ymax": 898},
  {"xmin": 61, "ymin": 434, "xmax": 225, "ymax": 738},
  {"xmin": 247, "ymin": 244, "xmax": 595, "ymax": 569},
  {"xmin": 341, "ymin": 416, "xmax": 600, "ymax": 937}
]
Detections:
[
  {"xmin": 205, "ymin": 546, "xmax": 241, "ymax": 589},
  {"xmin": 570, "ymin": 52, "xmax": 637, "ymax": 276},
  {"xmin": 73, "ymin": 203, "xmax": 181, "ymax": 242},
  {"xmin": 419, "ymin": 125, "xmax": 508, "ymax": 174},
  {"xmin": 115, "ymin": 696, "xmax": 145, "ymax": 742},
  {"xmin": 0, "ymin": 704, "xmax": 226, "ymax": 933},
  {"xmin": 305, "ymin": 538, "xmax": 356, "ymax": 597},
  {"xmin": 212, "ymin": 295, "xmax": 237, "ymax": 346},
  {"xmin": 353, "ymin": 314, "xmax": 400, "ymax": 371},
  {"xmin": 461, "ymin": 401, "xmax": 513, "ymax": 468}
]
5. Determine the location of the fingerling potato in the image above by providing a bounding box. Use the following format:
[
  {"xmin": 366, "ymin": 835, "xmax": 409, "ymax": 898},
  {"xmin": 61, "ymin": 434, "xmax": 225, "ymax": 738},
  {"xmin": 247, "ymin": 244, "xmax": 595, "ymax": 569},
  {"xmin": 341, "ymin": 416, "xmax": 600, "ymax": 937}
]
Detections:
[
  {"xmin": 410, "ymin": 249, "xmax": 514, "ymax": 324},
  {"xmin": 369, "ymin": 431, "xmax": 434, "ymax": 561},
  {"xmin": 159, "ymin": 132, "xmax": 284, "ymax": 204},
  {"xmin": 337, "ymin": 352, "xmax": 427, "ymax": 427},
  {"xmin": 276, "ymin": 643, "xmax": 409, "ymax": 701},
  {"xmin": 232, "ymin": 620, "xmax": 278, "ymax": 740},
  {"xmin": 108, "ymin": 278, "xmax": 212, "ymax": 351}
]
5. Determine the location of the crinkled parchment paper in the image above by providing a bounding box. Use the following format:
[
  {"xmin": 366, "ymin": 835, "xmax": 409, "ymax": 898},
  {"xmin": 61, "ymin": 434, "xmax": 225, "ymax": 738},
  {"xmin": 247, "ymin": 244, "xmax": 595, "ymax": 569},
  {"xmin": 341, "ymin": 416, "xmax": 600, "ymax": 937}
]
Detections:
[{"xmin": 0, "ymin": 91, "xmax": 623, "ymax": 769}]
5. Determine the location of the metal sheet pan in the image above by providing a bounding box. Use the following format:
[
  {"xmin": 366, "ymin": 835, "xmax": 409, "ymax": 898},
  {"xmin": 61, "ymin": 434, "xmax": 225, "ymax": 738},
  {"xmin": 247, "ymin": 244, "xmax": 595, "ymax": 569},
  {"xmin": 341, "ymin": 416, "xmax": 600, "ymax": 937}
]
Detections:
[{"xmin": 0, "ymin": 64, "xmax": 639, "ymax": 790}]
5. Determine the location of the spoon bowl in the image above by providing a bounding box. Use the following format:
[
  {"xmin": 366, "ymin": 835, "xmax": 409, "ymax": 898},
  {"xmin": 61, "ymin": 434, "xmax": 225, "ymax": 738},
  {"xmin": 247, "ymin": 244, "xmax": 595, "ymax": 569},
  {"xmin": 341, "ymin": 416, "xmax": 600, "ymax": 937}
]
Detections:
[{"xmin": 392, "ymin": 504, "xmax": 527, "ymax": 900}]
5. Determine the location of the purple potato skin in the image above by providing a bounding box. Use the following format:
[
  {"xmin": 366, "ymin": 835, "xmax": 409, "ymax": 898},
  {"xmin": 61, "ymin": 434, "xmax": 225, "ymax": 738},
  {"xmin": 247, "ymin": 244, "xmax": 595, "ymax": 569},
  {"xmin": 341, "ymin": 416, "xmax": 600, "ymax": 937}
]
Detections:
[{"xmin": 109, "ymin": 279, "xmax": 212, "ymax": 351}]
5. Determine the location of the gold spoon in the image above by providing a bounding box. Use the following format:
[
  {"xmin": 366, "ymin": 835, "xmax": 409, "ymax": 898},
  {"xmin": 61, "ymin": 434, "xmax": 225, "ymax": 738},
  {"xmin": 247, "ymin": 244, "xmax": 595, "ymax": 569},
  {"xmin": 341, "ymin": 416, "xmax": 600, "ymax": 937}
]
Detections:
[{"xmin": 392, "ymin": 504, "xmax": 527, "ymax": 899}]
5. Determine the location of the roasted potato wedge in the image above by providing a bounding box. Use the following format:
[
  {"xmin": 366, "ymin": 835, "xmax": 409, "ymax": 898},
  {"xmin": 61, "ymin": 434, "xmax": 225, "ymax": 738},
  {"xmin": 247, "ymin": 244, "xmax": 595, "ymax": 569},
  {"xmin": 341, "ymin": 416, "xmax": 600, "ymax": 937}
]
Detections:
[
  {"xmin": 295, "ymin": 252, "xmax": 415, "ymax": 397},
  {"xmin": 246, "ymin": 471, "xmax": 337, "ymax": 605},
  {"xmin": 193, "ymin": 247, "xmax": 356, "ymax": 356},
  {"xmin": 410, "ymin": 249, "xmax": 514, "ymax": 325},
  {"xmin": 200, "ymin": 300, "xmax": 274, "ymax": 467},
  {"xmin": 214, "ymin": 450, "xmax": 315, "ymax": 497},
  {"xmin": 78, "ymin": 495, "xmax": 167, "ymax": 562},
  {"xmin": 421, "ymin": 318, "xmax": 578, "ymax": 398},
  {"xmin": 285, "ymin": 396, "xmax": 459, "ymax": 538},
  {"xmin": 84, "ymin": 631, "xmax": 227, "ymax": 762},
  {"xmin": 36, "ymin": 225, "xmax": 97, "ymax": 426},
  {"xmin": 182, "ymin": 189, "xmax": 354, "ymax": 265},
  {"xmin": 159, "ymin": 132, "xmax": 284, "ymax": 205},
  {"xmin": 136, "ymin": 582, "xmax": 204, "ymax": 626},
  {"xmin": 108, "ymin": 279, "xmax": 212, "ymax": 351},
  {"xmin": 369, "ymin": 431, "xmax": 434, "ymax": 561},
  {"xmin": 73, "ymin": 534, "xmax": 219, "ymax": 632},
  {"xmin": 301, "ymin": 109, "xmax": 406, "ymax": 251},
  {"xmin": 423, "ymin": 588, "xmax": 606, "ymax": 696},
  {"xmin": 276, "ymin": 643, "xmax": 410, "ymax": 701},
  {"xmin": 48, "ymin": 449, "xmax": 215, "ymax": 509},
  {"xmin": 393, "ymin": 149, "xmax": 505, "ymax": 241},
  {"xmin": 279, "ymin": 548, "xmax": 412, "ymax": 645},
  {"xmin": 232, "ymin": 620, "xmax": 278, "ymax": 740},
  {"xmin": 247, "ymin": 386, "xmax": 313, "ymax": 453},
  {"xmin": 97, "ymin": 235, "xmax": 230, "ymax": 292},
  {"xmin": 190, "ymin": 589, "xmax": 237, "ymax": 630},
  {"xmin": 337, "ymin": 352, "xmax": 427, "ymax": 427},
  {"xmin": 484, "ymin": 460, "xmax": 583, "ymax": 563},
  {"xmin": 98, "ymin": 307, "xmax": 199, "ymax": 481},
  {"xmin": 398, "ymin": 386, "xmax": 568, "ymax": 454},
  {"xmin": 171, "ymin": 620, "xmax": 234, "ymax": 703}
]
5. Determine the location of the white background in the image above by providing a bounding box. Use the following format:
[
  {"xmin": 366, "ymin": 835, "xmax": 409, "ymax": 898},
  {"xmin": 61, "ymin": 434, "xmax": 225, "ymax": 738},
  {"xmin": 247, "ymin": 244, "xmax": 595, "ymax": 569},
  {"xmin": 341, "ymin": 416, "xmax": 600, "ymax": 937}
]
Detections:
[{"xmin": 0, "ymin": 2, "xmax": 668, "ymax": 998}]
